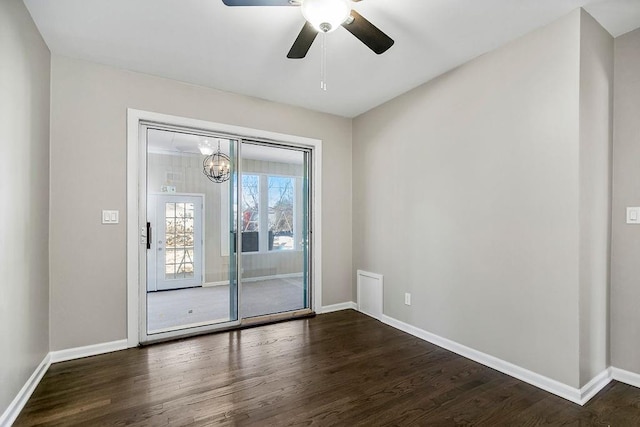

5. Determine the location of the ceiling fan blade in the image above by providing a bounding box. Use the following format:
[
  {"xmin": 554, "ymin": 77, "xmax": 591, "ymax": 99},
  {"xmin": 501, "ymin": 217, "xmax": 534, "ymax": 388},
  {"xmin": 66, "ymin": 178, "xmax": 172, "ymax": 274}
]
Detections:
[
  {"xmin": 341, "ymin": 10, "xmax": 394, "ymax": 55},
  {"xmin": 222, "ymin": 0, "xmax": 297, "ymax": 6},
  {"xmin": 287, "ymin": 22, "xmax": 318, "ymax": 59}
]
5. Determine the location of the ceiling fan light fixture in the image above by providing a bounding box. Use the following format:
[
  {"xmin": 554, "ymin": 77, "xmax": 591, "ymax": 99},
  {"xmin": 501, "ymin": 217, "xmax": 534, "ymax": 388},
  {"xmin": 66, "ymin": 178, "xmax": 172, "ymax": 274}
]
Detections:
[{"xmin": 301, "ymin": 0, "xmax": 351, "ymax": 33}]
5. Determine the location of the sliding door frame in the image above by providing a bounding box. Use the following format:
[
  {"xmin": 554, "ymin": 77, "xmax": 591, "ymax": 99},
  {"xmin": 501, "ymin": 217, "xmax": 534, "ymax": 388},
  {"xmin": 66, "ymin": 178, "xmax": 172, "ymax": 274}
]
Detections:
[
  {"xmin": 126, "ymin": 109, "xmax": 322, "ymax": 347},
  {"xmin": 137, "ymin": 124, "xmax": 241, "ymax": 344},
  {"xmin": 237, "ymin": 140, "xmax": 313, "ymax": 325}
]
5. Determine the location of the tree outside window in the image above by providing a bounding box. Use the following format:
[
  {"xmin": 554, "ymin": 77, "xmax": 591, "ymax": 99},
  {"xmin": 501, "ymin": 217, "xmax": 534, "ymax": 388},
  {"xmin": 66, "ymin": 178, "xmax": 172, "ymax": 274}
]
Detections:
[
  {"xmin": 242, "ymin": 175, "xmax": 259, "ymax": 232},
  {"xmin": 233, "ymin": 174, "xmax": 297, "ymax": 252},
  {"xmin": 268, "ymin": 176, "xmax": 295, "ymax": 251}
]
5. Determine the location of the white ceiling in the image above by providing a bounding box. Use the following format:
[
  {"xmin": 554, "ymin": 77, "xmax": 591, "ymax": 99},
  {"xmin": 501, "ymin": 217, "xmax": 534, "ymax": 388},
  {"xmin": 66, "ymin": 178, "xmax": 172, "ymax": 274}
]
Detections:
[{"xmin": 23, "ymin": 0, "xmax": 640, "ymax": 118}]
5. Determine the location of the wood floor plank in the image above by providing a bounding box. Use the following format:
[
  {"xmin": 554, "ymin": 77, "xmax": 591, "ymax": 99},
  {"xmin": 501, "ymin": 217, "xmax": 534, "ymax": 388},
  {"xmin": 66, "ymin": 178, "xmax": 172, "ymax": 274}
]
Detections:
[{"xmin": 14, "ymin": 310, "xmax": 640, "ymax": 426}]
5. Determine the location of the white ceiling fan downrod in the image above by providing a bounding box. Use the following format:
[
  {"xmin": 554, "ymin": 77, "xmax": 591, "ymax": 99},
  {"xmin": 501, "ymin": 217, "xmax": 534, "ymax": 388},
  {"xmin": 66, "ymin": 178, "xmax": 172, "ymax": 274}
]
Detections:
[{"xmin": 321, "ymin": 32, "xmax": 327, "ymax": 91}]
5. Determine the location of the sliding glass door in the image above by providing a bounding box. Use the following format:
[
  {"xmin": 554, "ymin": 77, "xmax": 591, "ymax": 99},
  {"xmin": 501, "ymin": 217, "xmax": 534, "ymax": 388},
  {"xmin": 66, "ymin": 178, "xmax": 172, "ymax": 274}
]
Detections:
[
  {"xmin": 238, "ymin": 141, "xmax": 310, "ymax": 320},
  {"xmin": 142, "ymin": 127, "xmax": 238, "ymax": 340},
  {"xmin": 140, "ymin": 126, "xmax": 311, "ymax": 343}
]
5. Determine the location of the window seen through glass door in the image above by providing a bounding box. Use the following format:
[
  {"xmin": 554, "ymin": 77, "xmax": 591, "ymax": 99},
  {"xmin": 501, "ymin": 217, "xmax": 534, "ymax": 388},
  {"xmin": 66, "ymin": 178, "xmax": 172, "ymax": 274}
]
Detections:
[
  {"xmin": 268, "ymin": 176, "xmax": 295, "ymax": 251},
  {"xmin": 235, "ymin": 174, "xmax": 297, "ymax": 252}
]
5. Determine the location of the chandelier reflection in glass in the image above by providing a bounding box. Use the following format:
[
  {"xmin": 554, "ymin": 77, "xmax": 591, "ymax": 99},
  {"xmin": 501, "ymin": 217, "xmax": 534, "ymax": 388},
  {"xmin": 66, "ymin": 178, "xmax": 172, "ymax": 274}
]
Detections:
[{"xmin": 201, "ymin": 139, "xmax": 231, "ymax": 183}]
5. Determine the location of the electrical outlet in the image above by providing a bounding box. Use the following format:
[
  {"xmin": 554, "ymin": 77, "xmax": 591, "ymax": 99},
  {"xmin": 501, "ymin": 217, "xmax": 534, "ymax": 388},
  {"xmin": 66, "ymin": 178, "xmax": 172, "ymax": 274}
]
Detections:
[{"xmin": 404, "ymin": 293, "xmax": 411, "ymax": 306}]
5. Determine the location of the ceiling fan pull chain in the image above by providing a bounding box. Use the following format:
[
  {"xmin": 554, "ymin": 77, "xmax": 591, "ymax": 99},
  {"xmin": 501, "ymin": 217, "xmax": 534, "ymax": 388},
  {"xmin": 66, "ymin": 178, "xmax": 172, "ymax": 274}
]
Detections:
[{"xmin": 321, "ymin": 33, "xmax": 327, "ymax": 91}]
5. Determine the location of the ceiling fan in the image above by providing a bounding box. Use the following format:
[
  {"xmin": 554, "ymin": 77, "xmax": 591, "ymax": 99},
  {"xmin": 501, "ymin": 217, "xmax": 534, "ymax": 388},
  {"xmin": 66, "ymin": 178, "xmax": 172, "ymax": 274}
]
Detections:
[{"xmin": 221, "ymin": 0, "xmax": 394, "ymax": 59}]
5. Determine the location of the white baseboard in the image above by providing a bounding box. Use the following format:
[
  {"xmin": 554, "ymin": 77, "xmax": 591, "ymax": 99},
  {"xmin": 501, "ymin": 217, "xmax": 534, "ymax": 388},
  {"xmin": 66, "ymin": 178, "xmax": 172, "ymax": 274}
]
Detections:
[
  {"xmin": 203, "ymin": 280, "xmax": 229, "ymax": 287},
  {"xmin": 203, "ymin": 273, "xmax": 304, "ymax": 288},
  {"xmin": 243, "ymin": 273, "xmax": 303, "ymax": 283},
  {"xmin": 320, "ymin": 301, "xmax": 357, "ymax": 313},
  {"xmin": 579, "ymin": 368, "xmax": 612, "ymax": 404},
  {"xmin": 50, "ymin": 339, "xmax": 128, "ymax": 363},
  {"xmin": 378, "ymin": 313, "xmax": 613, "ymax": 405},
  {"xmin": 0, "ymin": 353, "xmax": 51, "ymax": 427},
  {"xmin": 612, "ymin": 367, "xmax": 640, "ymax": 389}
]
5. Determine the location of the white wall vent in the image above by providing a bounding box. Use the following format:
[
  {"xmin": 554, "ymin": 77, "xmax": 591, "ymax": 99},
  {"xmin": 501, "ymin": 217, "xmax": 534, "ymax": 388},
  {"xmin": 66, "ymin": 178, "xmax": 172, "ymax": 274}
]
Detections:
[{"xmin": 357, "ymin": 270, "xmax": 383, "ymax": 320}]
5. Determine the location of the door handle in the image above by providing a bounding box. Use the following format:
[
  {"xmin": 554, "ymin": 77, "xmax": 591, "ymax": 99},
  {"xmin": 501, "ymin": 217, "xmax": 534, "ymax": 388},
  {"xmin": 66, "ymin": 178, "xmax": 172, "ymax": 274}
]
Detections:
[{"xmin": 146, "ymin": 222, "xmax": 152, "ymax": 250}]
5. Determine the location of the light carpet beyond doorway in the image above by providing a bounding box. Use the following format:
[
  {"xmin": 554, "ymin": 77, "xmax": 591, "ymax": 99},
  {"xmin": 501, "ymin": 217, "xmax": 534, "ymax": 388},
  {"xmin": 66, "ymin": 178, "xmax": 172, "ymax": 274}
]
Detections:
[{"xmin": 146, "ymin": 277, "xmax": 305, "ymax": 333}]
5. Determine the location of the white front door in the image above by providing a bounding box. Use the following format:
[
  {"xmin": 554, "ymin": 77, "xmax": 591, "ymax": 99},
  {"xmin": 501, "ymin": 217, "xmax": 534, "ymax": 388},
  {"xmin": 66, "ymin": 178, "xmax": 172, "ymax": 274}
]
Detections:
[{"xmin": 148, "ymin": 194, "xmax": 203, "ymax": 291}]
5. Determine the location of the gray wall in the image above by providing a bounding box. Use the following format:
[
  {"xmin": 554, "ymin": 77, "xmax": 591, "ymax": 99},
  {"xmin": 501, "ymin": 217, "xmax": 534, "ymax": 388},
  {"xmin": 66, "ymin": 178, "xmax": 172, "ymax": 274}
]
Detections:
[
  {"xmin": 49, "ymin": 55, "xmax": 352, "ymax": 350},
  {"xmin": 0, "ymin": 0, "xmax": 51, "ymax": 417},
  {"xmin": 577, "ymin": 10, "xmax": 613, "ymax": 386},
  {"xmin": 353, "ymin": 11, "xmax": 586, "ymax": 387},
  {"xmin": 611, "ymin": 27, "xmax": 640, "ymax": 375}
]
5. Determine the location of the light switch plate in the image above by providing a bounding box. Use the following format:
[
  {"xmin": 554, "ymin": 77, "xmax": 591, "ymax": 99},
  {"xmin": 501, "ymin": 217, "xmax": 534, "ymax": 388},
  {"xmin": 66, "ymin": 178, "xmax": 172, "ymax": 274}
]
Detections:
[
  {"xmin": 626, "ymin": 207, "xmax": 640, "ymax": 224},
  {"xmin": 102, "ymin": 210, "xmax": 119, "ymax": 224},
  {"xmin": 404, "ymin": 293, "xmax": 411, "ymax": 306}
]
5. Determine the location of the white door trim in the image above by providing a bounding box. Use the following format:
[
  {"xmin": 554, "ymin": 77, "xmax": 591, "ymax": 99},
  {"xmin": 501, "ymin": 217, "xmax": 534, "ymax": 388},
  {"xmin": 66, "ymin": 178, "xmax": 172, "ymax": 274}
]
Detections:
[{"xmin": 126, "ymin": 109, "xmax": 323, "ymax": 348}]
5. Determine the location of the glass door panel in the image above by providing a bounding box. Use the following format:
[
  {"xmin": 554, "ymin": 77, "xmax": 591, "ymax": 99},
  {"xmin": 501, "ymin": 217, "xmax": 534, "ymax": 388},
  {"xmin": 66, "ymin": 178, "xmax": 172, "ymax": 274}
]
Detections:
[
  {"xmin": 144, "ymin": 128, "xmax": 238, "ymax": 338},
  {"xmin": 238, "ymin": 142, "xmax": 311, "ymax": 319},
  {"xmin": 140, "ymin": 125, "xmax": 312, "ymax": 342}
]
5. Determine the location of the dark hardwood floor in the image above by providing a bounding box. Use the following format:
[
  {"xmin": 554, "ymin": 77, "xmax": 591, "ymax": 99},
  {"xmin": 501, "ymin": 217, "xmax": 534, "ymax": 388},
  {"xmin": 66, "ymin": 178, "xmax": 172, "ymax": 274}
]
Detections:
[{"xmin": 15, "ymin": 310, "xmax": 640, "ymax": 426}]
